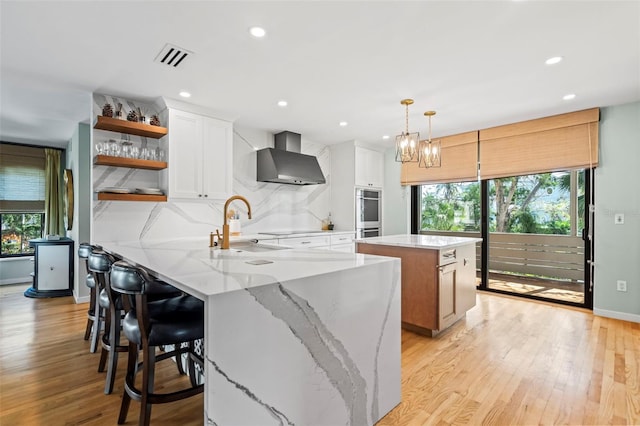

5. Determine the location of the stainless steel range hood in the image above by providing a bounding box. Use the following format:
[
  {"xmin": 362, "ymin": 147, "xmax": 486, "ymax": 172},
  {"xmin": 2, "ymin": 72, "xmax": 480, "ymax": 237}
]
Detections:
[{"xmin": 257, "ymin": 131, "xmax": 326, "ymax": 185}]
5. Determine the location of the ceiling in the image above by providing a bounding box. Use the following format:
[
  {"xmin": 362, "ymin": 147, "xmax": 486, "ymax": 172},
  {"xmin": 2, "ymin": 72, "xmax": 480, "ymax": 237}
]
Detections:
[{"xmin": 1, "ymin": 1, "xmax": 639, "ymax": 150}]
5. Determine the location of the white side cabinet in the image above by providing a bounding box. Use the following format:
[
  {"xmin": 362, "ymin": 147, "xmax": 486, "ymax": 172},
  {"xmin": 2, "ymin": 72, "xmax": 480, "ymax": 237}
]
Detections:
[
  {"xmin": 24, "ymin": 238, "xmax": 74, "ymax": 298},
  {"xmin": 165, "ymin": 109, "xmax": 232, "ymax": 200},
  {"xmin": 355, "ymin": 146, "xmax": 383, "ymax": 188}
]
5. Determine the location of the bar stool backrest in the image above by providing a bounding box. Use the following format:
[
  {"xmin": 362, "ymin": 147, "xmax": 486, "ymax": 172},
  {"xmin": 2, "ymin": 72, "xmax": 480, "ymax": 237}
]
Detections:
[
  {"xmin": 78, "ymin": 242, "xmax": 93, "ymax": 259},
  {"xmin": 110, "ymin": 261, "xmax": 147, "ymax": 295},
  {"xmin": 88, "ymin": 250, "xmax": 116, "ymax": 274}
]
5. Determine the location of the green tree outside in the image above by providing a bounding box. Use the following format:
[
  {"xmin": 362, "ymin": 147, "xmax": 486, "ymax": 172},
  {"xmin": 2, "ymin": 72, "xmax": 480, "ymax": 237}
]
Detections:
[
  {"xmin": 1, "ymin": 213, "xmax": 42, "ymax": 255},
  {"xmin": 421, "ymin": 170, "xmax": 583, "ymax": 235}
]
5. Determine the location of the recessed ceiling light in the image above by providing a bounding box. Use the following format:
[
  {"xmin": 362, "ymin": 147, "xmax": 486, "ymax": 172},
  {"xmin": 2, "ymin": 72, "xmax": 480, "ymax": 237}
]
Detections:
[
  {"xmin": 563, "ymin": 93, "xmax": 576, "ymax": 100},
  {"xmin": 277, "ymin": 100, "xmax": 288, "ymax": 107},
  {"xmin": 545, "ymin": 56, "xmax": 563, "ymax": 65},
  {"xmin": 249, "ymin": 27, "xmax": 266, "ymax": 38},
  {"xmin": 339, "ymin": 121, "xmax": 348, "ymax": 127},
  {"xmin": 179, "ymin": 91, "xmax": 191, "ymax": 98},
  {"xmin": 382, "ymin": 135, "xmax": 390, "ymax": 140}
]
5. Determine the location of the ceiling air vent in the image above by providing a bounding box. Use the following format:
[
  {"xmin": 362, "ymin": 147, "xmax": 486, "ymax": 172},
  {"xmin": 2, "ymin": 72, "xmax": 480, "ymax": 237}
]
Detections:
[{"xmin": 154, "ymin": 43, "xmax": 193, "ymax": 68}]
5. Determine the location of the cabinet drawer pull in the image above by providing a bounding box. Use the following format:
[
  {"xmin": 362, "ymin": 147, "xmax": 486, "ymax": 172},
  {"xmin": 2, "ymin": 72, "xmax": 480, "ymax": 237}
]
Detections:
[{"xmin": 301, "ymin": 241, "xmax": 311, "ymax": 244}]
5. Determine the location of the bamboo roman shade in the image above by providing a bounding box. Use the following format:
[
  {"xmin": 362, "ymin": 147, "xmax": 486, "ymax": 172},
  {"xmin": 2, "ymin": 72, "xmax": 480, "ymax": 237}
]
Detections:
[
  {"xmin": 478, "ymin": 108, "xmax": 600, "ymax": 180},
  {"xmin": 0, "ymin": 143, "xmax": 46, "ymax": 212},
  {"xmin": 401, "ymin": 131, "xmax": 478, "ymax": 185}
]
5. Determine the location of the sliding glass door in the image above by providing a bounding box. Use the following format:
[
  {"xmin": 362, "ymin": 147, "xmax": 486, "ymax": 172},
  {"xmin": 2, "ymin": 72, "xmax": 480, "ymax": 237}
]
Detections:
[
  {"xmin": 416, "ymin": 168, "xmax": 594, "ymax": 309},
  {"xmin": 483, "ymin": 170, "xmax": 590, "ymax": 307}
]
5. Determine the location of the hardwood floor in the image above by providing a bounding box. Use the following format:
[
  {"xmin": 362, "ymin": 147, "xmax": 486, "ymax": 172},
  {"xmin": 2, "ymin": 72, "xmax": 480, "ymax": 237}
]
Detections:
[{"xmin": 1, "ymin": 290, "xmax": 638, "ymax": 425}]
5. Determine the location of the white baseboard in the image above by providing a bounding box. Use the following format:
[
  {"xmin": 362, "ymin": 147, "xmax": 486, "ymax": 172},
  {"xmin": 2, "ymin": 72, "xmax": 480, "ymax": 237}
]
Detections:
[
  {"xmin": 74, "ymin": 292, "xmax": 91, "ymax": 304},
  {"xmin": 594, "ymin": 308, "xmax": 640, "ymax": 324},
  {"xmin": 0, "ymin": 277, "xmax": 31, "ymax": 286}
]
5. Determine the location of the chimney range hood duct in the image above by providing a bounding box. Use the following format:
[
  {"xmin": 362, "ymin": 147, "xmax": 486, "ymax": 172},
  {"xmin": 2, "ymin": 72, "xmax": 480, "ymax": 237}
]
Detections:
[{"xmin": 257, "ymin": 131, "xmax": 326, "ymax": 185}]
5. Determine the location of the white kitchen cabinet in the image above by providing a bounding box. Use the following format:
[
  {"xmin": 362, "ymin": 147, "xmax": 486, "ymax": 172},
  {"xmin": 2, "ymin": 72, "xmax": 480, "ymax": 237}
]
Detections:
[
  {"xmin": 274, "ymin": 232, "xmax": 355, "ymax": 252},
  {"xmin": 355, "ymin": 146, "xmax": 383, "ymax": 188},
  {"xmin": 330, "ymin": 142, "xmax": 384, "ymax": 233},
  {"xmin": 329, "ymin": 233, "xmax": 355, "ymax": 252},
  {"xmin": 277, "ymin": 235, "xmax": 331, "ymax": 249},
  {"xmin": 165, "ymin": 109, "xmax": 232, "ymax": 200}
]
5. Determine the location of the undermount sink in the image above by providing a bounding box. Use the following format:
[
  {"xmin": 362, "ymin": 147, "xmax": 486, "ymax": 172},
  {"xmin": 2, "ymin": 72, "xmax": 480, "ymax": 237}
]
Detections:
[{"xmin": 228, "ymin": 241, "xmax": 289, "ymax": 253}]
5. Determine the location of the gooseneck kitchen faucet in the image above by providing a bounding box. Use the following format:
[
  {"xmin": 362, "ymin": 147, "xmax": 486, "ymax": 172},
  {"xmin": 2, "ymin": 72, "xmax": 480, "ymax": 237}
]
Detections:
[{"xmin": 217, "ymin": 195, "xmax": 252, "ymax": 249}]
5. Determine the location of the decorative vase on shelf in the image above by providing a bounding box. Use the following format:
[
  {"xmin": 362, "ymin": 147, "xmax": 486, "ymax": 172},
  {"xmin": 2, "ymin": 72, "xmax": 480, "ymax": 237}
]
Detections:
[
  {"xmin": 127, "ymin": 110, "xmax": 139, "ymax": 122},
  {"xmin": 102, "ymin": 102, "xmax": 113, "ymax": 117},
  {"xmin": 115, "ymin": 103, "xmax": 124, "ymax": 120},
  {"xmin": 150, "ymin": 114, "xmax": 161, "ymax": 126}
]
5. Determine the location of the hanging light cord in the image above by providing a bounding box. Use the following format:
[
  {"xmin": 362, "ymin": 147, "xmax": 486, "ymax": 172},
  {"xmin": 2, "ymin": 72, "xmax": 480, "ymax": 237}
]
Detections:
[{"xmin": 404, "ymin": 103, "xmax": 409, "ymax": 135}]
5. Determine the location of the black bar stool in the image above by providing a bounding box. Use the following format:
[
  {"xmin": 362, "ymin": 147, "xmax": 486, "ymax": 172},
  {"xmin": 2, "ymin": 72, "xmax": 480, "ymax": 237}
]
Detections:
[
  {"xmin": 88, "ymin": 249, "xmax": 126, "ymax": 395},
  {"xmin": 78, "ymin": 242, "xmax": 102, "ymax": 352},
  {"xmin": 110, "ymin": 260, "xmax": 204, "ymax": 426},
  {"xmin": 88, "ymin": 250, "xmax": 183, "ymax": 395}
]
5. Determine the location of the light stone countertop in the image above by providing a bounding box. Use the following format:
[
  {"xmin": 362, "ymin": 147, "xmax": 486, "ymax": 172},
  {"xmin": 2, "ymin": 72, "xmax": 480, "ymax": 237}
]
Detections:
[
  {"xmin": 356, "ymin": 234, "xmax": 482, "ymax": 250},
  {"xmin": 96, "ymin": 235, "xmax": 387, "ymax": 301},
  {"xmin": 237, "ymin": 229, "xmax": 355, "ymax": 242}
]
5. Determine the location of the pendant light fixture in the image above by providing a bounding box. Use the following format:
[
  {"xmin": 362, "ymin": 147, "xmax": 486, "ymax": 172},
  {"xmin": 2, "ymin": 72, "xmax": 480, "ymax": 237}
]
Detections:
[
  {"xmin": 395, "ymin": 99, "xmax": 420, "ymax": 163},
  {"xmin": 418, "ymin": 111, "xmax": 441, "ymax": 168}
]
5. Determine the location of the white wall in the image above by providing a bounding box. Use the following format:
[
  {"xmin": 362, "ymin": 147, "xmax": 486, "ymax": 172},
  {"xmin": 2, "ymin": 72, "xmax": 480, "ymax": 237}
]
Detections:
[
  {"xmin": 382, "ymin": 147, "xmax": 409, "ymax": 236},
  {"xmin": 594, "ymin": 101, "xmax": 640, "ymax": 322},
  {"xmin": 66, "ymin": 121, "xmax": 92, "ymax": 303}
]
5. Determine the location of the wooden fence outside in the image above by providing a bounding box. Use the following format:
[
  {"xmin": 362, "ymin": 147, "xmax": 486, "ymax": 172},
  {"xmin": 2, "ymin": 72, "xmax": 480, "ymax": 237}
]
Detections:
[{"xmin": 420, "ymin": 231, "xmax": 584, "ymax": 282}]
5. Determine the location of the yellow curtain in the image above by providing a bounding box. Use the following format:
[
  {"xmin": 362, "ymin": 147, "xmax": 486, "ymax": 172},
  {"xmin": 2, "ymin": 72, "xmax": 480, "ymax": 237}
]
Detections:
[{"xmin": 44, "ymin": 148, "xmax": 64, "ymax": 236}]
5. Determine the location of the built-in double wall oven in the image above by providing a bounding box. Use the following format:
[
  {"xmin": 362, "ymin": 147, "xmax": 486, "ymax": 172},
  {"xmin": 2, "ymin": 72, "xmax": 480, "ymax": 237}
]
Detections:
[{"xmin": 356, "ymin": 188, "xmax": 381, "ymax": 238}]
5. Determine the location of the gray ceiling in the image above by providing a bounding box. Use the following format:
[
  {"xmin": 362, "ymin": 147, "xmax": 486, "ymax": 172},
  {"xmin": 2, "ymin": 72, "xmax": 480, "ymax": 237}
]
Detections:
[{"xmin": 1, "ymin": 1, "xmax": 639, "ymax": 149}]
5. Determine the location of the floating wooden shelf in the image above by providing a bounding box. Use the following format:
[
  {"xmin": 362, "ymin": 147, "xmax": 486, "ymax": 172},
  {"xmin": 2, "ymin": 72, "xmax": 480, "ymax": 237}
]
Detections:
[
  {"xmin": 93, "ymin": 155, "xmax": 167, "ymax": 170},
  {"xmin": 96, "ymin": 192, "xmax": 167, "ymax": 202},
  {"xmin": 93, "ymin": 116, "xmax": 168, "ymax": 139}
]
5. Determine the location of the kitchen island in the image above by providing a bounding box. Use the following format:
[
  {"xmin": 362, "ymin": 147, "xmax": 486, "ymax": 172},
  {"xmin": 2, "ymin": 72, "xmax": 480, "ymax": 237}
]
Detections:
[
  {"xmin": 356, "ymin": 234, "xmax": 481, "ymax": 337},
  {"xmin": 96, "ymin": 237, "xmax": 400, "ymax": 426}
]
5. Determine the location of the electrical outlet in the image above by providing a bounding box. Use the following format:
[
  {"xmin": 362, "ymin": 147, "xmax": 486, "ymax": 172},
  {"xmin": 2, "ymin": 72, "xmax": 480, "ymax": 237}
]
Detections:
[
  {"xmin": 614, "ymin": 213, "xmax": 625, "ymax": 225},
  {"xmin": 616, "ymin": 280, "xmax": 627, "ymax": 292}
]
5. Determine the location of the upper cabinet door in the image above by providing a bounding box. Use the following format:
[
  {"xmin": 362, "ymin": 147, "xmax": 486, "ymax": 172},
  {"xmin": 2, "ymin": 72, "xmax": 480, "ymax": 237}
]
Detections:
[
  {"xmin": 168, "ymin": 110, "xmax": 204, "ymax": 199},
  {"xmin": 355, "ymin": 146, "xmax": 384, "ymax": 188},
  {"xmin": 201, "ymin": 116, "xmax": 232, "ymax": 200},
  {"xmin": 167, "ymin": 109, "xmax": 232, "ymax": 200}
]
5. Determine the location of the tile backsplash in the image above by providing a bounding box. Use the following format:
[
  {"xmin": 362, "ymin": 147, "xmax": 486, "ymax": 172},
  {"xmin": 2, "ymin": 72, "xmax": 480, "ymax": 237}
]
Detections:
[{"xmin": 92, "ymin": 95, "xmax": 331, "ymax": 242}]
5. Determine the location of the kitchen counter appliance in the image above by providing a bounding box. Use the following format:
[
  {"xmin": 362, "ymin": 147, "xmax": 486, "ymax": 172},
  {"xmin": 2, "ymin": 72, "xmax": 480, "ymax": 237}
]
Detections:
[{"xmin": 356, "ymin": 188, "xmax": 381, "ymax": 238}]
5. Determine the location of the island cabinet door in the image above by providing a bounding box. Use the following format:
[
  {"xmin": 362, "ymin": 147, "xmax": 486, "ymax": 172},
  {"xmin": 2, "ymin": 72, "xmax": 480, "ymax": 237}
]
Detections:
[
  {"xmin": 438, "ymin": 263, "xmax": 458, "ymax": 330},
  {"xmin": 455, "ymin": 243, "xmax": 477, "ymax": 313}
]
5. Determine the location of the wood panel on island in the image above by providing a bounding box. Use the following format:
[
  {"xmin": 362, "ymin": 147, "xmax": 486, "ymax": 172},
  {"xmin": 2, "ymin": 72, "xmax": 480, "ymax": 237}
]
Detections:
[{"xmin": 93, "ymin": 115, "xmax": 168, "ymax": 202}]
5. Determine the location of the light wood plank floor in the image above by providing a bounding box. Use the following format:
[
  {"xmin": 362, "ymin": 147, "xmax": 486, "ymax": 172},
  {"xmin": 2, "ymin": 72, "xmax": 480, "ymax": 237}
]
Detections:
[{"xmin": 1, "ymin": 290, "xmax": 638, "ymax": 425}]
